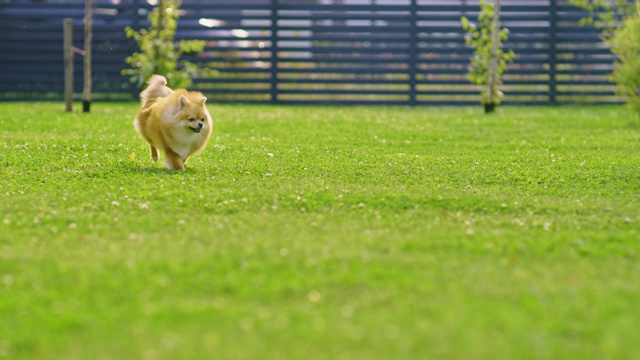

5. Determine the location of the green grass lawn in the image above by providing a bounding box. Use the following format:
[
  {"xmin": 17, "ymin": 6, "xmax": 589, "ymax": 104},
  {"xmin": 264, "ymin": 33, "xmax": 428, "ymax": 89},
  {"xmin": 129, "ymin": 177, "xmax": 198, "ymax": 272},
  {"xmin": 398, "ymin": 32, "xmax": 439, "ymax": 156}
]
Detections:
[{"xmin": 1, "ymin": 102, "xmax": 639, "ymax": 359}]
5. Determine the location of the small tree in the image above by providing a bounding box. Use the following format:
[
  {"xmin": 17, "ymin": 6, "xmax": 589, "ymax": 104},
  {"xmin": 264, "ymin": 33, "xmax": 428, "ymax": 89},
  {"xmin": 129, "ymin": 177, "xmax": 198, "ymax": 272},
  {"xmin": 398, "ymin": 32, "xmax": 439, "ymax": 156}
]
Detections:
[
  {"xmin": 461, "ymin": 0, "xmax": 516, "ymax": 113},
  {"xmin": 569, "ymin": 0, "xmax": 640, "ymax": 117},
  {"xmin": 122, "ymin": 0, "xmax": 214, "ymax": 89}
]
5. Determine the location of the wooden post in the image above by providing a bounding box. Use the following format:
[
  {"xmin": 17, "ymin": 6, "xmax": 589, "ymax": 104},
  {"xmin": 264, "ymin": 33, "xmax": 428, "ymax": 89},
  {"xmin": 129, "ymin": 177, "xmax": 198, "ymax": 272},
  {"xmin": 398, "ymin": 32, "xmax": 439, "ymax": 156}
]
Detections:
[
  {"xmin": 83, "ymin": 0, "xmax": 92, "ymax": 113},
  {"xmin": 64, "ymin": 18, "xmax": 73, "ymax": 112}
]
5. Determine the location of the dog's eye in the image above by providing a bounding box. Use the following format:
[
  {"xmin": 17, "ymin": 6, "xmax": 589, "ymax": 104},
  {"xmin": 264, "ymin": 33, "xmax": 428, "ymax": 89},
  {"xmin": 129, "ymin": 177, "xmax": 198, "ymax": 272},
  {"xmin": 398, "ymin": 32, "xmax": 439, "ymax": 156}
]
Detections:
[
  {"xmin": 188, "ymin": 117, "xmax": 195, "ymax": 122},
  {"xmin": 201, "ymin": 118, "xmax": 205, "ymax": 121}
]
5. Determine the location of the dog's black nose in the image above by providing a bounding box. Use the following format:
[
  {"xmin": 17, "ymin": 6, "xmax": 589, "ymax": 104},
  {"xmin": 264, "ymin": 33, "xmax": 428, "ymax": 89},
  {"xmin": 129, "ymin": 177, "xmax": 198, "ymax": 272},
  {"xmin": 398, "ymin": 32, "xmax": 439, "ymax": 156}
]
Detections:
[{"xmin": 197, "ymin": 123, "xmax": 204, "ymax": 130}]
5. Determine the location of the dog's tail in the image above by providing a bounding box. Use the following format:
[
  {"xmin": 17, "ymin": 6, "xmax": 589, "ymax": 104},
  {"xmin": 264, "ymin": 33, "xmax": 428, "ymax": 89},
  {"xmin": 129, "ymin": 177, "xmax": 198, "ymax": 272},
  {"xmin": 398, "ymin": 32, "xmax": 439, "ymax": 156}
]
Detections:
[{"xmin": 140, "ymin": 75, "xmax": 173, "ymax": 108}]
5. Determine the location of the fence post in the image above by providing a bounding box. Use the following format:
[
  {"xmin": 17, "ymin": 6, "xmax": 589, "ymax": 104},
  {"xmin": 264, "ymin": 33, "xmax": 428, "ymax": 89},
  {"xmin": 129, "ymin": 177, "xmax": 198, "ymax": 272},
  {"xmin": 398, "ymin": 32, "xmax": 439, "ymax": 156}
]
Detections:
[
  {"xmin": 83, "ymin": 0, "xmax": 93, "ymax": 112},
  {"xmin": 549, "ymin": 0, "xmax": 557, "ymax": 104},
  {"xmin": 270, "ymin": 0, "xmax": 279, "ymax": 103},
  {"xmin": 64, "ymin": 18, "xmax": 73, "ymax": 112},
  {"xmin": 409, "ymin": 0, "xmax": 418, "ymax": 106}
]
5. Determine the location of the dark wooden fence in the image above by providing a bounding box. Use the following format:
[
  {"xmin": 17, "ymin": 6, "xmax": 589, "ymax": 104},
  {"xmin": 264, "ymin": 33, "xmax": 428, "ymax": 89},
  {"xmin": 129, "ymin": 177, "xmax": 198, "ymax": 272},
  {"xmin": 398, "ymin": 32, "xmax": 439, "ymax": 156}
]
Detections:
[{"xmin": 0, "ymin": 0, "xmax": 622, "ymax": 105}]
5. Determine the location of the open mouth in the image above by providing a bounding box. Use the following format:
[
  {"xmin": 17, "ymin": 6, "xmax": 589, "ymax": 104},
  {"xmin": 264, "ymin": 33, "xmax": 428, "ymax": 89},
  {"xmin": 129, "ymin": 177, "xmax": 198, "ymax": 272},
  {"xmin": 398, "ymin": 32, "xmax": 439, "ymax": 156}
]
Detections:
[{"xmin": 189, "ymin": 127, "xmax": 202, "ymax": 133}]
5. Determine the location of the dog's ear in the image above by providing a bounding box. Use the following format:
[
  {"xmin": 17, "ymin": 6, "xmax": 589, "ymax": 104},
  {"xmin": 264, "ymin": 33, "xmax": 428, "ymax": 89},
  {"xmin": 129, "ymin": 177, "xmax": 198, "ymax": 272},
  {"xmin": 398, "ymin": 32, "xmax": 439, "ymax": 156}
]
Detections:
[
  {"xmin": 178, "ymin": 95, "xmax": 189, "ymax": 110},
  {"xmin": 198, "ymin": 96, "xmax": 207, "ymax": 105}
]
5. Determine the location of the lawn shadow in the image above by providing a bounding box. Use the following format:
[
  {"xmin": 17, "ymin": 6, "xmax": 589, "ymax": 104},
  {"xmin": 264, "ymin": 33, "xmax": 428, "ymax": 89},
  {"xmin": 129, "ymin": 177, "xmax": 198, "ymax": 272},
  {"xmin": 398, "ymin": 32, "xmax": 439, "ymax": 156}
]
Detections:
[
  {"xmin": 624, "ymin": 121, "xmax": 640, "ymax": 129},
  {"xmin": 118, "ymin": 162, "xmax": 203, "ymax": 176}
]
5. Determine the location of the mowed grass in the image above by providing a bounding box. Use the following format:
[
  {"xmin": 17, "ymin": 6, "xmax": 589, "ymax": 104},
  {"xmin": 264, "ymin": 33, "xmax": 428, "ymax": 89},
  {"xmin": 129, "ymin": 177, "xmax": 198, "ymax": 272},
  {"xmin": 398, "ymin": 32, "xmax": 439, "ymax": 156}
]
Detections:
[{"xmin": 1, "ymin": 102, "xmax": 639, "ymax": 359}]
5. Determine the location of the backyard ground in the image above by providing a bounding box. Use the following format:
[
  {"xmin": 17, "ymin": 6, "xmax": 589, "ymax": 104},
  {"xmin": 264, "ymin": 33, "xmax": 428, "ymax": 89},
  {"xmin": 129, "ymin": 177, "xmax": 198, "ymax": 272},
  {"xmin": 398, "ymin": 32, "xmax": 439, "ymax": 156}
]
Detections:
[{"xmin": 1, "ymin": 103, "xmax": 639, "ymax": 359}]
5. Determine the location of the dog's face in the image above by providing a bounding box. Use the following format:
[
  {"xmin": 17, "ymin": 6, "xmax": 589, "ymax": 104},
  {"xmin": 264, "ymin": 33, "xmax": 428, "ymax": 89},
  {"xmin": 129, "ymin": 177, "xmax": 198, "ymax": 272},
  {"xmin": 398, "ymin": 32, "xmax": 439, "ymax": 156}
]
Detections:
[{"xmin": 177, "ymin": 94, "xmax": 211, "ymax": 135}]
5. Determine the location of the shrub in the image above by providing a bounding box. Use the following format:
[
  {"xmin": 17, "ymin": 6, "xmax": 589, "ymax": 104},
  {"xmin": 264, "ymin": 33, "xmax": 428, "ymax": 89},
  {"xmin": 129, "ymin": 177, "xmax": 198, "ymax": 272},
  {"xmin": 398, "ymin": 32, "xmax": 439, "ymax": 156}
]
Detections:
[
  {"xmin": 569, "ymin": 0, "xmax": 640, "ymax": 117},
  {"xmin": 608, "ymin": 14, "xmax": 640, "ymax": 116}
]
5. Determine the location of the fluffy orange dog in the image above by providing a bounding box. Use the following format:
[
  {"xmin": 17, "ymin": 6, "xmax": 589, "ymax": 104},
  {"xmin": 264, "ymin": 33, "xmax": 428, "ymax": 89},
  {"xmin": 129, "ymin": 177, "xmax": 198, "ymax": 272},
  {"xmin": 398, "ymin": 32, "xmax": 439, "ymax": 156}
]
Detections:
[{"xmin": 134, "ymin": 75, "xmax": 213, "ymax": 171}]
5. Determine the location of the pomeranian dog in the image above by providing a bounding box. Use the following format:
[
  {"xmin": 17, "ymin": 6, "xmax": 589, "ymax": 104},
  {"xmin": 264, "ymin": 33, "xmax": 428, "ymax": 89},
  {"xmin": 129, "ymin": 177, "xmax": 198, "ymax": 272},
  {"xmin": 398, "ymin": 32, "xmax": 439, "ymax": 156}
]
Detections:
[{"xmin": 133, "ymin": 75, "xmax": 212, "ymax": 171}]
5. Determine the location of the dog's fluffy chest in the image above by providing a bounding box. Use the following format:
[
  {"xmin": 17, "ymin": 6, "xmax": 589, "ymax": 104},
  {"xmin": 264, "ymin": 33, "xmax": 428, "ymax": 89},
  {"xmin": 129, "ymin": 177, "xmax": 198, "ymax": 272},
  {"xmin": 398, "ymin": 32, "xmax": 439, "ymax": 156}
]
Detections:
[{"xmin": 168, "ymin": 129, "xmax": 204, "ymax": 159}]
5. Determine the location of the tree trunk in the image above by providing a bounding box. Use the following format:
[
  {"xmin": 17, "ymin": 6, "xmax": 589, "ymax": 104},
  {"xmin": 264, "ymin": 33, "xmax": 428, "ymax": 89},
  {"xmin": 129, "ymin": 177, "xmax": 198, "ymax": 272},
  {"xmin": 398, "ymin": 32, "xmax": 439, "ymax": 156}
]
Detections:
[{"xmin": 487, "ymin": 0, "xmax": 501, "ymax": 108}]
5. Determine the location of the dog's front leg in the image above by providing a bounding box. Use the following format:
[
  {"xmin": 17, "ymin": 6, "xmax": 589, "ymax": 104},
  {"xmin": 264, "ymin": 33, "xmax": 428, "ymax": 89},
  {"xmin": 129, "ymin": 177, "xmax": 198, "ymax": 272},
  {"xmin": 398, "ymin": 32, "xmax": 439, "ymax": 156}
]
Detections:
[
  {"xmin": 164, "ymin": 150, "xmax": 185, "ymax": 171},
  {"xmin": 150, "ymin": 145, "xmax": 159, "ymax": 161}
]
